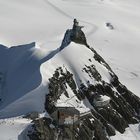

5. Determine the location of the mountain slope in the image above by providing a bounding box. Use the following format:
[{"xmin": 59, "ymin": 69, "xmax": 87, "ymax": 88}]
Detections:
[
  {"xmin": 0, "ymin": 0, "xmax": 140, "ymax": 140},
  {"xmin": 1, "ymin": 20, "xmax": 140, "ymax": 139}
]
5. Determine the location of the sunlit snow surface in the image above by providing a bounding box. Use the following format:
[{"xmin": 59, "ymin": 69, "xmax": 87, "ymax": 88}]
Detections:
[
  {"xmin": 0, "ymin": 0, "xmax": 140, "ymax": 139},
  {"xmin": 0, "ymin": 117, "xmax": 31, "ymax": 140}
]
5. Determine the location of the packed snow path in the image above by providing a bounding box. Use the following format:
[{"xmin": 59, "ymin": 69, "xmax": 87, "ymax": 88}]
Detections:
[{"xmin": 44, "ymin": 0, "xmax": 98, "ymax": 37}]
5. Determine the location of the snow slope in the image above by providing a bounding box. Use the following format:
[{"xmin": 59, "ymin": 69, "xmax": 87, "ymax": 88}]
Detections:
[
  {"xmin": 0, "ymin": 117, "xmax": 31, "ymax": 140},
  {"xmin": 0, "ymin": 0, "xmax": 140, "ymax": 140},
  {"xmin": 111, "ymin": 124, "xmax": 140, "ymax": 140}
]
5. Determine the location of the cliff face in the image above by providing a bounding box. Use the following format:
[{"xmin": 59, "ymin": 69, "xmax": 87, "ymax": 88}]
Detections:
[{"xmin": 28, "ymin": 20, "xmax": 140, "ymax": 140}]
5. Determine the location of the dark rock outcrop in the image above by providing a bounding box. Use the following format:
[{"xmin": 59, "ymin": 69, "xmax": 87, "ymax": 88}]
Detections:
[
  {"xmin": 27, "ymin": 117, "xmax": 55, "ymax": 140},
  {"xmin": 60, "ymin": 19, "xmax": 88, "ymax": 51}
]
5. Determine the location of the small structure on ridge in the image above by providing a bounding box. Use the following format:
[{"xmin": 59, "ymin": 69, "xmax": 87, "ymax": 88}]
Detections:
[
  {"xmin": 60, "ymin": 19, "xmax": 89, "ymax": 50},
  {"xmin": 71, "ymin": 19, "xmax": 88, "ymax": 46}
]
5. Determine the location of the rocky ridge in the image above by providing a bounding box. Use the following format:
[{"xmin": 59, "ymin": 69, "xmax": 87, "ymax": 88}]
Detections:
[{"xmin": 27, "ymin": 19, "xmax": 140, "ymax": 140}]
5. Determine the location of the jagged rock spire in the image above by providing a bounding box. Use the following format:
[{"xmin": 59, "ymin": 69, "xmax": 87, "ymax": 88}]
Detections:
[
  {"xmin": 60, "ymin": 19, "xmax": 88, "ymax": 50},
  {"xmin": 72, "ymin": 18, "xmax": 84, "ymax": 31},
  {"xmin": 71, "ymin": 19, "xmax": 87, "ymax": 45}
]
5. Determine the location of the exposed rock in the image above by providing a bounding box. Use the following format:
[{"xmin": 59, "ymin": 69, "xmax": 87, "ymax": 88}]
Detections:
[
  {"xmin": 27, "ymin": 117, "xmax": 55, "ymax": 140},
  {"xmin": 71, "ymin": 19, "xmax": 88, "ymax": 46},
  {"xmin": 83, "ymin": 65, "xmax": 102, "ymax": 81},
  {"xmin": 60, "ymin": 19, "xmax": 89, "ymax": 51},
  {"xmin": 45, "ymin": 68, "xmax": 83, "ymax": 114},
  {"xmin": 24, "ymin": 112, "xmax": 39, "ymax": 120},
  {"xmin": 106, "ymin": 22, "xmax": 114, "ymax": 30}
]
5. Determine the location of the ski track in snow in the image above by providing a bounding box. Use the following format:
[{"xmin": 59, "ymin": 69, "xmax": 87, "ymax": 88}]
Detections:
[
  {"xmin": 44, "ymin": 0, "xmax": 98, "ymax": 37},
  {"xmin": 129, "ymin": 125, "xmax": 140, "ymax": 140}
]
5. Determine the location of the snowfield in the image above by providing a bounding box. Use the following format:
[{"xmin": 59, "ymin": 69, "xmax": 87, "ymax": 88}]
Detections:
[
  {"xmin": 0, "ymin": 0, "xmax": 140, "ymax": 140},
  {"xmin": 0, "ymin": 117, "xmax": 31, "ymax": 140}
]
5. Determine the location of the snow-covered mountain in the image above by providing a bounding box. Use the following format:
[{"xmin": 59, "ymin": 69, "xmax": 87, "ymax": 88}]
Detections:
[{"xmin": 0, "ymin": 0, "xmax": 140, "ymax": 140}]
